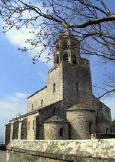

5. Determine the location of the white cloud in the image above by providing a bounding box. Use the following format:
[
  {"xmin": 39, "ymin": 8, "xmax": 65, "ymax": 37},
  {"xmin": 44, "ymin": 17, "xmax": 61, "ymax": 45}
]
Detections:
[
  {"xmin": 4, "ymin": 24, "xmax": 53, "ymax": 65},
  {"xmin": 6, "ymin": 27, "xmax": 34, "ymax": 48},
  {"xmin": 15, "ymin": 92, "xmax": 28, "ymax": 99},
  {"xmin": 1, "ymin": 1, "xmax": 53, "ymax": 65},
  {"xmin": 7, "ymin": 92, "xmax": 28, "ymax": 102},
  {"xmin": 7, "ymin": 96, "xmax": 20, "ymax": 102}
]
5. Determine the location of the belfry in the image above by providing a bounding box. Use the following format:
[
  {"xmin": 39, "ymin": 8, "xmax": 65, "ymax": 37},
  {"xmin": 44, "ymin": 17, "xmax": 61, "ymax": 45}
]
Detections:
[{"xmin": 54, "ymin": 29, "xmax": 80, "ymax": 65}]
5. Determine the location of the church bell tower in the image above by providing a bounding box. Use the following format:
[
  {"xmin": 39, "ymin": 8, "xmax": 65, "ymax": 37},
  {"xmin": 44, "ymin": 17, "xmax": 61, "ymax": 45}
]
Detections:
[
  {"xmin": 54, "ymin": 28, "xmax": 93, "ymax": 108},
  {"xmin": 54, "ymin": 29, "xmax": 80, "ymax": 66}
]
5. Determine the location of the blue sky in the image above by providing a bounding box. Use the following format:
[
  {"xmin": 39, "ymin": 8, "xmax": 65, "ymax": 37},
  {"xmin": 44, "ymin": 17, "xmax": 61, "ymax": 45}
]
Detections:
[
  {"xmin": 0, "ymin": 25, "xmax": 50, "ymax": 142},
  {"xmin": 0, "ymin": 1, "xmax": 115, "ymax": 142}
]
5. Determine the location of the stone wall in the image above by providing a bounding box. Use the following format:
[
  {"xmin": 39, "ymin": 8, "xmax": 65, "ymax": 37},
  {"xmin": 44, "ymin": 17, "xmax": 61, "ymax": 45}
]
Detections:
[
  {"xmin": 5, "ymin": 101, "xmax": 64, "ymax": 143},
  {"xmin": 28, "ymin": 58, "xmax": 93, "ymax": 113},
  {"xmin": 36, "ymin": 101, "xmax": 63, "ymax": 139},
  {"xmin": 112, "ymin": 125, "xmax": 115, "ymax": 133},
  {"xmin": 28, "ymin": 63, "xmax": 63, "ymax": 112},
  {"xmin": 96, "ymin": 102, "xmax": 111, "ymax": 134},
  {"xmin": 27, "ymin": 58, "xmax": 93, "ymax": 113},
  {"xmin": 66, "ymin": 107, "xmax": 96, "ymax": 139},
  {"xmin": 6, "ymin": 151, "xmax": 66, "ymax": 162},
  {"xmin": 28, "ymin": 87, "xmax": 47, "ymax": 112},
  {"xmin": 5, "ymin": 98, "xmax": 112, "ymax": 142},
  {"xmin": 47, "ymin": 64, "xmax": 63, "ymax": 106},
  {"xmin": 63, "ymin": 62, "xmax": 80, "ymax": 108},
  {"xmin": 44, "ymin": 122, "xmax": 69, "ymax": 140},
  {"xmin": 27, "ymin": 113, "xmax": 39, "ymax": 140},
  {"xmin": 7, "ymin": 139, "xmax": 115, "ymax": 161},
  {"xmin": 63, "ymin": 60, "xmax": 92, "ymax": 108}
]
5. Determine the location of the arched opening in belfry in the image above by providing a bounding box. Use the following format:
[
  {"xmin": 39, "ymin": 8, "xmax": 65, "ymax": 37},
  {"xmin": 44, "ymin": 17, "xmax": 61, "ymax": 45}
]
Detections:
[
  {"xmin": 56, "ymin": 43, "xmax": 60, "ymax": 50},
  {"xmin": 72, "ymin": 55, "xmax": 77, "ymax": 64},
  {"xmin": 59, "ymin": 128, "xmax": 64, "ymax": 137},
  {"xmin": 62, "ymin": 41, "xmax": 68, "ymax": 50},
  {"xmin": 63, "ymin": 53, "xmax": 68, "ymax": 62},
  {"xmin": 55, "ymin": 56, "xmax": 60, "ymax": 64}
]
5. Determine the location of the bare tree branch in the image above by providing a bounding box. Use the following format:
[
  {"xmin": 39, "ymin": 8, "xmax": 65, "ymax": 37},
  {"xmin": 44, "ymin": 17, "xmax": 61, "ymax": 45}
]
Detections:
[
  {"xmin": 98, "ymin": 89, "xmax": 115, "ymax": 99},
  {"xmin": 69, "ymin": 15, "xmax": 115, "ymax": 28},
  {"xmin": 0, "ymin": 0, "xmax": 115, "ymax": 97}
]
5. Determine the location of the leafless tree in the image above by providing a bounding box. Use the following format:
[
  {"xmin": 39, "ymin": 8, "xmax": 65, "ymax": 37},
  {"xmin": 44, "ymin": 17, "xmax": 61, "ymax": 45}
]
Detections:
[{"xmin": 0, "ymin": 0, "xmax": 115, "ymax": 98}]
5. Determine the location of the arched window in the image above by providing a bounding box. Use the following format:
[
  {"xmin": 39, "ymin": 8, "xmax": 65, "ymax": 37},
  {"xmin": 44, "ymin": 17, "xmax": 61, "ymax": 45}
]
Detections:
[
  {"xmin": 41, "ymin": 99, "xmax": 43, "ymax": 107},
  {"xmin": 76, "ymin": 82, "xmax": 79, "ymax": 92},
  {"xmin": 59, "ymin": 128, "xmax": 63, "ymax": 137},
  {"xmin": 32, "ymin": 104, "xmax": 34, "ymax": 111},
  {"xmin": 73, "ymin": 55, "xmax": 77, "ymax": 64},
  {"xmin": 106, "ymin": 128, "xmax": 108, "ymax": 134},
  {"xmin": 89, "ymin": 122, "xmax": 92, "ymax": 134},
  {"xmin": 63, "ymin": 53, "xmax": 68, "ymax": 62},
  {"xmin": 53, "ymin": 108, "xmax": 56, "ymax": 114},
  {"xmin": 53, "ymin": 83, "xmax": 56, "ymax": 93}
]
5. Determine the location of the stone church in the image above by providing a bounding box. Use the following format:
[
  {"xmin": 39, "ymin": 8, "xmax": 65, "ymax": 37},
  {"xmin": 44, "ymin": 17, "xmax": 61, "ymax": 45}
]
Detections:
[{"xmin": 5, "ymin": 29, "xmax": 112, "ymax": 145}]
